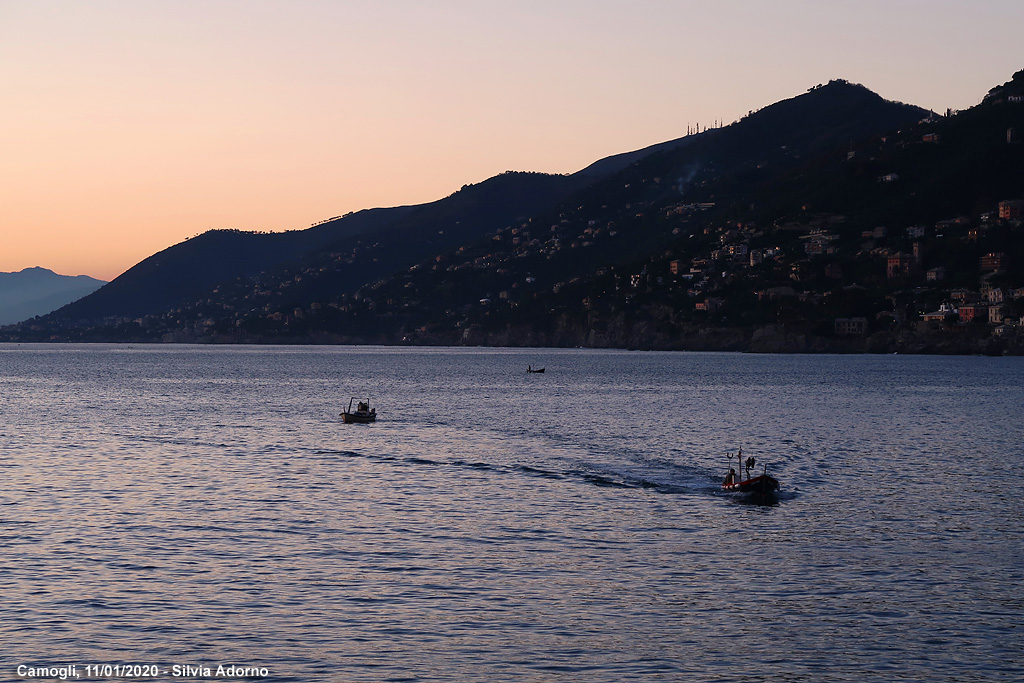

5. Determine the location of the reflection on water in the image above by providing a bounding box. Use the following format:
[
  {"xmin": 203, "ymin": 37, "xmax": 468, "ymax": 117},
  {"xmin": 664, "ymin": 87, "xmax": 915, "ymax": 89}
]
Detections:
[{"xmin": 1, "ymin": 345, "xmax": 1022, "ymax": 682}]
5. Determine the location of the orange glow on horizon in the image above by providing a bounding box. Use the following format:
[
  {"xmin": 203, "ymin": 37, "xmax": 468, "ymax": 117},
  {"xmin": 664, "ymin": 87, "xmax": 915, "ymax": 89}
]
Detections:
[{"xmin": 2, "ymin": 1, "xmax": 1021, "ymax": 281}]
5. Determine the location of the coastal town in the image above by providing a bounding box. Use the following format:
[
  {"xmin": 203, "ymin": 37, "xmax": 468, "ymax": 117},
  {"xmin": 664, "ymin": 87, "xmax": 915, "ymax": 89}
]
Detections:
[{"xmin": 5, "ymin": 77, "xmax": 1022, "ymax": 354}]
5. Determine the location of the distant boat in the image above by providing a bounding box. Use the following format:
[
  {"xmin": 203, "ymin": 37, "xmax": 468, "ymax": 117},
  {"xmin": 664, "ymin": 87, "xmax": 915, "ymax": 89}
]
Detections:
[
  {"xmin": 527, "ymin": 365, "xmax": 545, "ymax": 373},
  {"xmin": 722, "ymin": 449, "xmax": 779, "ymax": 503},
  {"xmin": 341, "ymin": 397, "xmax": 376, "ymax": 424}
]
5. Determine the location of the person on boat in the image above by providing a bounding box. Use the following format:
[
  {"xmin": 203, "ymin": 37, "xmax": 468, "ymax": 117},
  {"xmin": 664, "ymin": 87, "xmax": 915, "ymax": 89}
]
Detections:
[{"xmin": 723, "ymin": 468, "xmax": 736, "ymax": 486}]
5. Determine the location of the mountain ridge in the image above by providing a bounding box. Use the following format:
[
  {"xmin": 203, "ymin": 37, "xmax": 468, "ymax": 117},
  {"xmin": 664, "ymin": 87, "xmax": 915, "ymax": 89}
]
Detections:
[
  {"xmin": 7, "ymin": 74, "xmax": 1023, "ymax": 354},
  {"xmin": 51, "ymin": 171, "xmax": 594, "ymax": 321},
  {"xmin": 0, "ymin": 267, "xmax": 107, "ymax": 325}
]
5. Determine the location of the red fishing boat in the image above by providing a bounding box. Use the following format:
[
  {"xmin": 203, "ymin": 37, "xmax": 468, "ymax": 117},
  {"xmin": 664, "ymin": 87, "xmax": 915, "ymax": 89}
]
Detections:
[{"xmin": 722, "ymin": 449, "xmax": 780, "ymax": 503}]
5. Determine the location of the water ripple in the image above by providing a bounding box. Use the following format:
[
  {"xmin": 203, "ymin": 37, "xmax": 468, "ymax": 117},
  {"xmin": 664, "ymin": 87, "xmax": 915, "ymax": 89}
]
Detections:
[{"xmin": 1, "ymin": 345, "xmax": 1021, "ymax": 682}]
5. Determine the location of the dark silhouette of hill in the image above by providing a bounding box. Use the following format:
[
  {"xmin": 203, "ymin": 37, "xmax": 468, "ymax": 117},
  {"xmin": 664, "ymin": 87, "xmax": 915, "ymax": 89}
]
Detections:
[
  {"xmin": 717, "ymin": 74, "xmax": 1024, "ymax": 230},
  {"xmin": 345, "ymin": 171, "xmax": 593, "ymax": 287},
  {"xmin": 13, "ymin": 73, "xmax": 1024, "ymax": 355},
  {"xmin": 573, "ymin": 134, "xmax": 697, "ymax": 178},
  {"xmin": 53, "ymin": 82, "xmax": 911, "ymax": 326},
  {"xmin": 0, "ymin": 267, "xmax": 106, "ymax": 325},
  {"xmin": 298, "ymin": 80, "xmax": 938, "ymax": 345},
  {"xmin": 423, "ymin": 79, "xmax": 931, "ymax": 289},
  {"xmin": 53, "ymin": 206, "xmax": 415, "ymax": 319},
  {"xmin": 397, "ymin": 76, "xmax": 1019, "ymax": 352},
  {"xmin": 51, "ymin": 171, "xmax": 589, "ymax": 320}
]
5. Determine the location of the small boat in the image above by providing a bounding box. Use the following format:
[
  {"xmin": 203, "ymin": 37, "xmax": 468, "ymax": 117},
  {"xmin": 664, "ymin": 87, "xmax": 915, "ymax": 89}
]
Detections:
[
  {"xmin": 722, "ymin": 448, "xmax": 779, "ymax": 503},
  {"xmin": 527, "ymin": 365, "xmax": 545, "ymax": 373},
  {"xmin": 341, "ymin": 397, "xmax": 376, "ymax": 424}
]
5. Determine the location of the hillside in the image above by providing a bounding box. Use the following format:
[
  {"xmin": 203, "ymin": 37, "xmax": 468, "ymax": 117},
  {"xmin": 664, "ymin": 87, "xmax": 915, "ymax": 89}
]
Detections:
[
  {"xmin": 6, "ymin": 73, "xmax": 1024, "ymax": 353},
  {"xmin": 52, "ymin": 171, "xmax": 589, "ymax": 321}
]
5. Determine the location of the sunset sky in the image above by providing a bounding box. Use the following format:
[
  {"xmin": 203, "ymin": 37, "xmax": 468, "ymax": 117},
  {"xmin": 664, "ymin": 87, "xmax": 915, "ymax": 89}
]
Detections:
[{"xmin": 1, "ymin": 1, "xmax": 1021, "ymax": 281}]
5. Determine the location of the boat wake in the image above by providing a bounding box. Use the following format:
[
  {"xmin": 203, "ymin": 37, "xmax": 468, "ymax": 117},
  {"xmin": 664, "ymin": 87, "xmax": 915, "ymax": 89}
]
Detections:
[{"xmin": 319, "ymin": 448, "xmax": 715, "ymax": 496}]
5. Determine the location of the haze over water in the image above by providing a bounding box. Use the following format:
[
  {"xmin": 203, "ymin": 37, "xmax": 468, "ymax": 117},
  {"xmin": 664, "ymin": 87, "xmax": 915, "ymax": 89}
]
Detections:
[{"xmin": 2, "ymin": 345, "xmax": 1022, "ymax": 682}]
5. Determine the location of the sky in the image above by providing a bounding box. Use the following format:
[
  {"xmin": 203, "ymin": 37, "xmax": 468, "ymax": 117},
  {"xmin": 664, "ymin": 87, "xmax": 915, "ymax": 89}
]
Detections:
[{"xmin": 1, "ymin": 1, "xmax": 1022, "ymax": 281}]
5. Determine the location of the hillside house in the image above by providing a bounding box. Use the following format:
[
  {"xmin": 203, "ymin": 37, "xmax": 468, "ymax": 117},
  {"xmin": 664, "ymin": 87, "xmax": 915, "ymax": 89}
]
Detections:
[
  {"xmin": 801, "ymin": 232, "xmax": 839, "ymax": 256},
  {"xmin": 725, "ymin": 244, "xmax": 748, "ymax": 258},
  {"xmin": 906, "ymin": 225, "xmax": 926, "ymax": 238},
  {"xmin": 999, "ymin": 200, "xmax": 1024, "ymax": 220},
  {"xmin": 834, "ymin": 317, "xmax": 868, "ymax": 336},
  {"xmin": 951, "ymin": 288, "xmax": 980, "ymax": 303},
  {"xmin": 958, "ymin": 303, "xmax": 986, "ymax": 323},
  {"xmin": 863, "ymin": 226, "xmax": 887, "ymax": 239},
  {"xmin": 980, "ymin": 253, "xmax": 1006, "ymax": 272},
  {"xmin": 799, "ymin": 291, "xmax": 824, "ymax": 305},
  {"xmin": 887, "ymin": 253, "xmax": 914, "ymax": 278},
  {"xmin": 756, "ymin": 286, "xmax": 797, "ymax": 301},
  {"xmin": 936, "ymin": 217, "xmax": 971, "ymax": 232},
  {"xmin": 921, "ymin": 303, "xmax": 956, "ymax": 322}
]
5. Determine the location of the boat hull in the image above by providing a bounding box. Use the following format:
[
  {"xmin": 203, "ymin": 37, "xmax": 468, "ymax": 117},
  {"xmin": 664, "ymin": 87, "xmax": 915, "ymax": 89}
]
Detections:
[
  {"xmin": 341, "ymin": 412, "xmax": 376, "ymax": 424},
  {"xmin": 722, "ymin": 474, "xmax": 780, "ymax": 502}
]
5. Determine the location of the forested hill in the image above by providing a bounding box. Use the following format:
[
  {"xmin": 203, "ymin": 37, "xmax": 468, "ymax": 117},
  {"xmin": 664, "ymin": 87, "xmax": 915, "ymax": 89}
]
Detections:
[
  {"xmin": 9, "ymin": 73, "xmax": 1024, "ymax": 354},
  {"xmin": 49, "ymin": 170, "xmax": 590, "ymax": 321}
]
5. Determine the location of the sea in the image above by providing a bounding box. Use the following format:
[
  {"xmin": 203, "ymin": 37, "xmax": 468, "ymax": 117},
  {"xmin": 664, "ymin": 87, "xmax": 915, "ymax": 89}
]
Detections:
[{"xmin": 1, "ymin": 344, "xmax": 1021, "ymax": 682}]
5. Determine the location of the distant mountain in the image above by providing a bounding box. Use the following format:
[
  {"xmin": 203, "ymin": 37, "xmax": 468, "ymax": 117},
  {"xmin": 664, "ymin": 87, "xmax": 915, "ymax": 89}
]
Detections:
[{"xmin": 0, "ymin": 267, "xmax": 106, "ymax": 325}]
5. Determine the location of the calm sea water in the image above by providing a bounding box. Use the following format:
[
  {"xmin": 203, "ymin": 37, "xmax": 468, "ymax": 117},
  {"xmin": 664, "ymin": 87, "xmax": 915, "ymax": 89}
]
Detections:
[{"xmin": 1, "ymin": 345, "xmax": 1021, "ymax": 682}]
